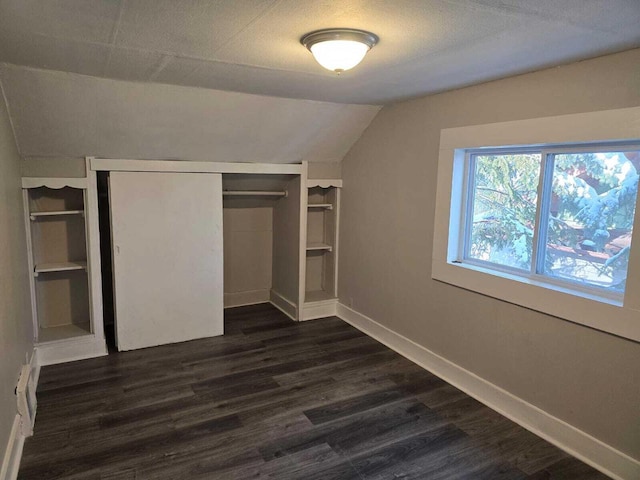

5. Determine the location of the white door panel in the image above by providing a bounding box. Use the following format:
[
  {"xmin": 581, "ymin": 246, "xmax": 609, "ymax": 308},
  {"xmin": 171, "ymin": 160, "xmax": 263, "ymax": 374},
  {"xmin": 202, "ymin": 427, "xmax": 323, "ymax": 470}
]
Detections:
[{"xmin": 109, "ymin": 171, "xmax": 223, "ymax": 350}]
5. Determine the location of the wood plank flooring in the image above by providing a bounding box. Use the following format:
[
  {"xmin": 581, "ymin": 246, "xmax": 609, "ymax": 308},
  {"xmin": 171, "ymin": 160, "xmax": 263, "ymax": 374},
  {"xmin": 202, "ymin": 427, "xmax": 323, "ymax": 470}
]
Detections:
[{"xmin": 19, "ymin": 304, "xmax": 609, "ymax": 479}]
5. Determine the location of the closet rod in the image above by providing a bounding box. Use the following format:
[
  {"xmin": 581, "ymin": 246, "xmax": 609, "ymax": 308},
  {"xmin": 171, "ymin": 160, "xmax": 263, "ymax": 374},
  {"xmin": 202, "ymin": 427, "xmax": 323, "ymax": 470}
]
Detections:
[{"xmin": 223, "ymin": 190, "xmax": 287, "ymax": 197}]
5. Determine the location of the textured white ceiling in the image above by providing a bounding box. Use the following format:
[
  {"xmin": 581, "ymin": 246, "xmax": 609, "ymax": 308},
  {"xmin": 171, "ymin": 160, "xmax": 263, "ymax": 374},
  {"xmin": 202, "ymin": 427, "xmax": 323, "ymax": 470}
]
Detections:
[
  {"xmin": 0, "ymin": 0, "xmax": 638, "ymax": 105},
  {"xmin": 0, "ymin": 65, "xmax": 380, "ymax": 163}
]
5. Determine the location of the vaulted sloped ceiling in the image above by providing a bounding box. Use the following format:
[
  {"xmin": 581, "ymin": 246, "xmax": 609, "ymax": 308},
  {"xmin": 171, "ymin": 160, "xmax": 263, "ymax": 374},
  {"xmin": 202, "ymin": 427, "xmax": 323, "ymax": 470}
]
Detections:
[
  {"xmin": 0, "ymin": 0, "xmax": 638, "ymax": 164},
  {"xmin": 0, "ymin": 65, "xmax": 380, "ymax": 163}
]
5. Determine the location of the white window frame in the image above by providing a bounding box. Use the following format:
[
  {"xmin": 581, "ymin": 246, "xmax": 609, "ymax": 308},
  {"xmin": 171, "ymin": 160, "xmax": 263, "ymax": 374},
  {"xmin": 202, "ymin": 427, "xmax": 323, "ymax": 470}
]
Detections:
[{"xmin": 432, "ymin": 107, "xmax": 640, "ymax": 342}]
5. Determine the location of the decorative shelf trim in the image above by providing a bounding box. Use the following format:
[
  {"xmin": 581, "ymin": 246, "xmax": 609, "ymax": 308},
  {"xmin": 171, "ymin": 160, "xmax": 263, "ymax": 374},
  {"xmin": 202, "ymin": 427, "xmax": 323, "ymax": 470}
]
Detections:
[
  {"xmin": 308, "ymin": 203, "xmax": 333, "ymax": 210},
  {"xmin": 307, "ymin": 179, "xmax": 342, "ymax": 188},
  {"xmin": 30, "ymin": 210, "xmax": 84, "ymax": 221},
  {"xmin": 306, "ymin": 242, "xmax": 333, "ymax": 252},
  {"xmin": 34, "ymin": 261, "xmax": 87, "ymax": 276},
  {"xmin": 22, "ymin": 177, "xmax": 87, "ymax": 189}
]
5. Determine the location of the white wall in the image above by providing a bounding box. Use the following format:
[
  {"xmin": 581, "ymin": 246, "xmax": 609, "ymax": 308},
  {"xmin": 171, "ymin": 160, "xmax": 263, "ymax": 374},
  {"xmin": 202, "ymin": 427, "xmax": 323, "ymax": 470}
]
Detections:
[
  {"xmin": 308, "ymin": 162, "xmax": 341, "ymax": 180},
  {"xmin": 22, "ymin": 156, "xmax": 85, "ymax": 178},
  {"xmin": 339, "ymin": 48, "xmax": 640, "ymax": 459},
  {"xmin": 223, "ymin": 205, "xmax": 273, "ymax": 308},
  {"xmin": 0, "ymin": 65, "xmax": 380, "ymax": 164},
  {"xmin": 0, "ymin": 83, "xmax": 33, "ymax": 464}
]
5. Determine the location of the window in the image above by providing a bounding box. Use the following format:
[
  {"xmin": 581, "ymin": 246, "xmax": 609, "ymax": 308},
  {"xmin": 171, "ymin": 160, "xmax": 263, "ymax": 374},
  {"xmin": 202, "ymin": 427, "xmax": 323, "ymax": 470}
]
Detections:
[
  {"xmin": 431, "ymin": 106, "xmax": 640, "ymax": 341},
  {"xmin": 462, "ymin": 145, "xmax": 639, "ymax": 299},
  {"xmin": 465, "ymin": 152, "xmax": 541, "ymax": 272}
]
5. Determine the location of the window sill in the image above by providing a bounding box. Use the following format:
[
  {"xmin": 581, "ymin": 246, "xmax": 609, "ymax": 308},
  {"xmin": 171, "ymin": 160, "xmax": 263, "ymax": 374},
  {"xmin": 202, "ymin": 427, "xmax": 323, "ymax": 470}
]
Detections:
[
  {"xmin": 432, "ymin": 258, "xmax": 639, "ymax": 342},
  {"xmin": 455, "ymin": 261, "xmax": 622, "ymax": 307}
]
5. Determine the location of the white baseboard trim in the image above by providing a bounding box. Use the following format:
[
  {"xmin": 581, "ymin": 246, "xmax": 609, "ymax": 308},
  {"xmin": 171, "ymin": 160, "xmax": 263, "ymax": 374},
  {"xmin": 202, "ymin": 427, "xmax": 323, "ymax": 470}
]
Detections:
[
  {"xmin": 270, "ymin": 290, "xmax": 298, "ymax": 321},
  {"xmin": 0, "ymin": 415, "xmax": 24, "ymax": 480},
  {"xmin": 301, "ymin": 299, "xmax": 337, "ymax": 321},
  {"xmin": 36, "ymin": 336, "xmax": 108, "ymax": 366},
  {"xmin": 224, "ymin": 289, "xmax": 270, "ymax": 309},
  {"xmin": 336, "ymin": 303, "xmax": 640, "ymax": 480}
]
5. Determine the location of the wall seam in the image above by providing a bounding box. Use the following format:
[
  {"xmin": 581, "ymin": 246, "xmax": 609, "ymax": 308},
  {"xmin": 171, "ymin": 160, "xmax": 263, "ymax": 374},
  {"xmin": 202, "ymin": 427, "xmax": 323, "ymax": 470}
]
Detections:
[{"xmin": 0, "ymin": 71, "xmax": 21, "ymax": 157}]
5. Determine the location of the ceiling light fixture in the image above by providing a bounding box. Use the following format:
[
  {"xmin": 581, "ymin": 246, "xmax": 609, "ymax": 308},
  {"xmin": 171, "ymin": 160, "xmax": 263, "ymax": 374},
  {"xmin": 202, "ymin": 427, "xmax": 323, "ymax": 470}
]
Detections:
[{"xmin": 301, "ymin": 28, "xmax": 379, "ymax": 74}]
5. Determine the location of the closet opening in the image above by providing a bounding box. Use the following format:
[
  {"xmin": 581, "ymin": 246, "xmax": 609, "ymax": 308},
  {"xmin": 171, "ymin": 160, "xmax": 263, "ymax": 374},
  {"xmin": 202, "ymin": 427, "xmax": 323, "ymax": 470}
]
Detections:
[
  {"xmin": 96, "ymin": 171, "xmax": 116, "ymax": 352},
  {"xmin": 222, "ymin": 173, "xmax": 301, "ymax": 314},
  {"xmin": 95, "ymin": 169, "xmax": 304, "ymax": 352}
]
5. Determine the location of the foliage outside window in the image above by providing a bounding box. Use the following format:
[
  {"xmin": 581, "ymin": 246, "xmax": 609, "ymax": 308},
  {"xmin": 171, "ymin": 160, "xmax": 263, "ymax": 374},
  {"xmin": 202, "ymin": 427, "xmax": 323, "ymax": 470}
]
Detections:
[{"xmin": 464, "ymin": 145, "xmax": 639, "ymax": 297}]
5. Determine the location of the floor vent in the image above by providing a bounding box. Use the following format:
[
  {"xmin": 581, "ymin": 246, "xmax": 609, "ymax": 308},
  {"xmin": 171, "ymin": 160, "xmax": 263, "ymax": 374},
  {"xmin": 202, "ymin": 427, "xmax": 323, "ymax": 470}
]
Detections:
[{"xmin": 16, "ymin": 364, "xmax": 36, "ymax": 437}]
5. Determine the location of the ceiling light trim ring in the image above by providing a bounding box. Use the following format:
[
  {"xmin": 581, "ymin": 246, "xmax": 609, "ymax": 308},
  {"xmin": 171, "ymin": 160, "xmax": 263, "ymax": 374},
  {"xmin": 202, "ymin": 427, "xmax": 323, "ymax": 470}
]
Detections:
[
  {"xmin": 300, "ymin": 28, "xmax": 379, "ymax": 51},
  {"xmin": 301, "ymin": 28, "xmax": 379, "ymax": 73}
]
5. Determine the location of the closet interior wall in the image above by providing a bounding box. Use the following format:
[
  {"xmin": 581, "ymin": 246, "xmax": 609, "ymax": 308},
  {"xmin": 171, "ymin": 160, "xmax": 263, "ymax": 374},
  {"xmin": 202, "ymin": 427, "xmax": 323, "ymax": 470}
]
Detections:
[{"xmin": 96, "ymin": 171, "xmax": 115, "ymax": 348}]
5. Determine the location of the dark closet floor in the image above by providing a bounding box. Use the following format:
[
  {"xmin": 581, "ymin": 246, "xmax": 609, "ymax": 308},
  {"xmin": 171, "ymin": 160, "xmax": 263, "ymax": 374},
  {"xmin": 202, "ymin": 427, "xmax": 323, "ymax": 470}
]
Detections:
[{"xmin": 19, "ymin": 304, "xmax": 608, "ymax": 479}]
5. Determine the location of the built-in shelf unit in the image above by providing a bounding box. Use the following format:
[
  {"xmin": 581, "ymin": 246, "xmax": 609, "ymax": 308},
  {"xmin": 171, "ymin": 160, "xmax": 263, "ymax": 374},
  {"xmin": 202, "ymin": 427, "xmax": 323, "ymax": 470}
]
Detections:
[
  {"xmin": 303, "ymin": 179, "xmax": 342, "ymax": 320},
  {"xmin": 22, "ymin": 171, "xmax": 106, "ymax": 365}
]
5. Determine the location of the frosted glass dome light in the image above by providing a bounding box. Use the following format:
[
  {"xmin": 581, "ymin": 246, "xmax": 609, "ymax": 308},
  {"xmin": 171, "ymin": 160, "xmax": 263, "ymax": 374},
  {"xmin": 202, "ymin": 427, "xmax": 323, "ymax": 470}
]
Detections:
[{"xmin": 301, "ymin": 29, "xmax": 379, "ymax": 73}]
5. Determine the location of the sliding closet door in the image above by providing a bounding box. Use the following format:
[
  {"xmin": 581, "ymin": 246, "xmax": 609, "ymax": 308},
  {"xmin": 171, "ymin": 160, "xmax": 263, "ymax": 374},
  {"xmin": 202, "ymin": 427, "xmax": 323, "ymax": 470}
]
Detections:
[{"xmin": 109, "ymin": 171, "xmax": 223, "ymax": 350}]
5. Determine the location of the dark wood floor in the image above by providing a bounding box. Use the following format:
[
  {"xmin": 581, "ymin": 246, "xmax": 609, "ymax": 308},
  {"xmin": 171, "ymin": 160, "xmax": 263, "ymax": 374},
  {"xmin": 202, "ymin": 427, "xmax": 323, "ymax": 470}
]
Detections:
[{"xmin": 20, "ymin": 304, "xmax": 608, "ymax": 479}]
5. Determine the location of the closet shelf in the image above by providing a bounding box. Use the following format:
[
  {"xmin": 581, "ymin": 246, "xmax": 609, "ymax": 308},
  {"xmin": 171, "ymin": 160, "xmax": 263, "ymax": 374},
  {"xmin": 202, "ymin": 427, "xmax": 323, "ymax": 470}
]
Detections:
[
  {"xmin": 223, "ymin": 190, "xmax": 287, "ymax": 197},
  {"xmin": 34, "ymin": 261, "xmax": 87, "ymax": 276},
  {"xmin": 30, "ymin": 210, "xmax": 84, "ymax": 220},
  {"xmin": 306, "ymin": 242, "xmax": 333, "ymax": 252},
  {"xmin": 37, "ymin": 323, "xmax": 92, "ymax": 344},
  {"xmin": 308, "ymin": 203, "xmax": 333, "ymax": 210}
]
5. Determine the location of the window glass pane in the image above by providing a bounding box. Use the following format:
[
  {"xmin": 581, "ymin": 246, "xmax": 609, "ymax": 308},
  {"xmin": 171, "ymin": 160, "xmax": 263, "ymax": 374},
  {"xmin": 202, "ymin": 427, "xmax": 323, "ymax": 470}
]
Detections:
[
  {"xmin": 543, "ymin": 151, "xmax": 639, "ymax": 292},
  {"xmin": 467, "ymin": 153, "xmax": 541, "ymax": 270}
]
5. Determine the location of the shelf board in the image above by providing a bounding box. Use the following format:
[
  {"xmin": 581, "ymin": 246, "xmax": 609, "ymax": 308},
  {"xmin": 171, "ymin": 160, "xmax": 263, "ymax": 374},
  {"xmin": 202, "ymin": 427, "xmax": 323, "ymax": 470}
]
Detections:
[
  {"xmin": 30, "ymin": 210, "xmax": 84, "ymax": 220},
  {"xmin": 305, "ymin": 290, "xmax": 337, "ymax": 303},
  {"xmin": 308, "ymin": 203, "xmax": 333, "ymax": 210},
  {"xmin": 223, "ymin": 190, "xmax": 286, "ymax": 197},
  {"xmin": 34, "ymin": 261, "xmax": 87, "ymax": 275},
  {"xmin": 306, "ymin": 242, "xmax": 333, "ymax": 252},
  {"xmin": 37, "ymin": 323, "xmax": 91, "ymax": 343}
]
